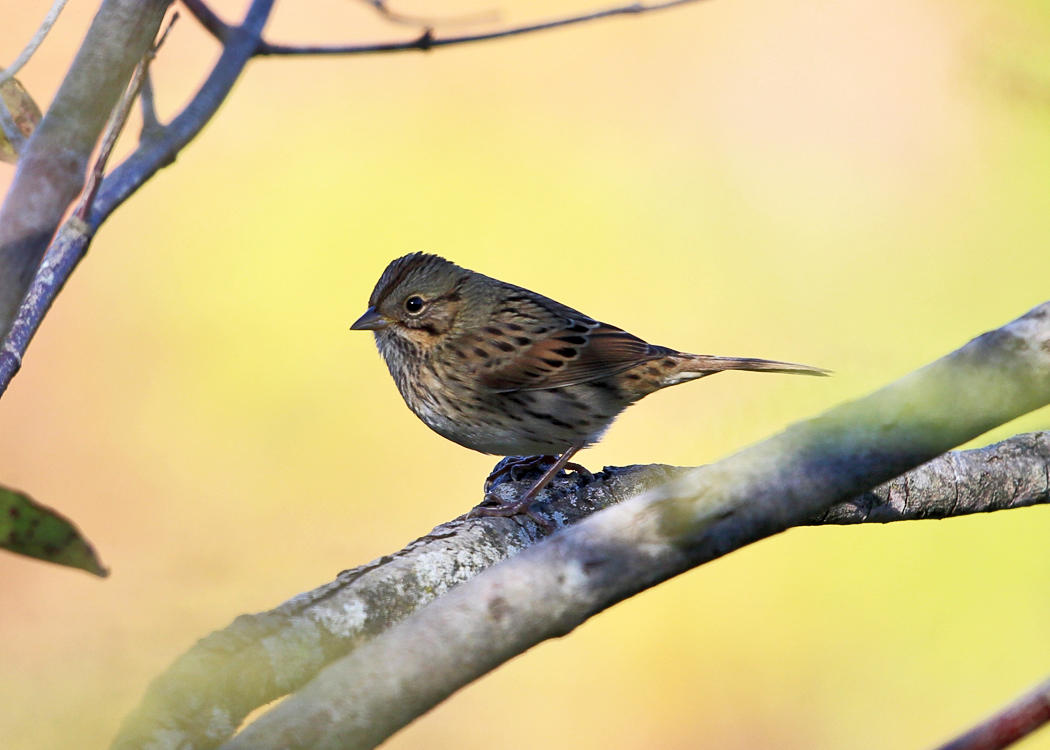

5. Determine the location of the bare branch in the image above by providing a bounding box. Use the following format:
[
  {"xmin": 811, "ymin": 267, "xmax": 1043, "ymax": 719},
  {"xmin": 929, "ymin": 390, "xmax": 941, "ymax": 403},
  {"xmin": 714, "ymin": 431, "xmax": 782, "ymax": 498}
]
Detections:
[
  {"xmin": 180, "ymin": 0, "xmax": 231, "ymax": 42},
  {"xmin": 256, "ymin": 0, "xmax": 706, "ymax": 57},
  {"xmin": 76, "ymin": 11, "xmax": 179, "ymax": 222},
  {"xmin": 356, "ymin": 0, "xmax": 500, "ymax": 30},
  {"xmin": 0, "ymin": 0, "xmax": 72, "ymax": 86},
  {"xmin": 138, "ymin": 68, "xmax": 162, "ymax": 140},
  {"xmin": 112, "ymin": 430, "xmax": 1049, "ymax": 750},
  {"xmin": 0, "ymin": 1, "xmax": 272, "ymax": 398},
  {"xmin": 934, "ymin": 676, "xmax": 1050, "ymax": 750},
  {"xmin": 0, "ymin": 0, "xmax": 170, "ymax": 339},
  {"xmin": 110, "ymin": 416, "xmax": 1050, "ymax": 750},
  {"xmin": 214, "ymin": 302, "xmax": 1050, "ymax": 750}
]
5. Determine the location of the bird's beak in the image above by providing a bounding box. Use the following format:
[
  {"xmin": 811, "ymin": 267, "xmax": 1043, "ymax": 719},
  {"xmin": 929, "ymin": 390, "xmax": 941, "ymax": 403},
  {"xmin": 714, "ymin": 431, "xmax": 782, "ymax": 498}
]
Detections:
[{"xmin": 350, "ymin": 307, "xmax": 390, "ymax": 331}]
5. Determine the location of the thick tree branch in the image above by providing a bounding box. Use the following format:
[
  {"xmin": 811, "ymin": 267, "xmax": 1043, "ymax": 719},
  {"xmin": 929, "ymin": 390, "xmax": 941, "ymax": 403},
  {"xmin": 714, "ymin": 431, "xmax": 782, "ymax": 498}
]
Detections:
[
  {"xmin": 254, "ymin": 0, "xmax": 706, "ymax": 57},
  {"xmin": 112, "ymin": 432, "xmax": 1050, "ymax": 745},
  {"xmin": 212, "ymin": 302, "xmax": 1050, "ymax": 750},
  {"xmin": 0, "ymin": 0, "xmax": 170, "ymax": 338}
]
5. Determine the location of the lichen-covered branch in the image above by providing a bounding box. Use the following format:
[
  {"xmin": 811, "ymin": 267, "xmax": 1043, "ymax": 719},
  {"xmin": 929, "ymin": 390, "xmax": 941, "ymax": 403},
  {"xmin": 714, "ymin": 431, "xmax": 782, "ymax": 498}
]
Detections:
[
  {"xmin": 811, "ymin": 430, "xmax": 1050, "ymax": 525},
  {"xmin": 111, "ymin": 315, "xmax": 1050, "ymax": 750},
  {"xmin": 212, "ymin": 302, "xmax": 1050, "ymax": 750},
  {"xmin": 112, "ymin": 434, "xmax": 1049, "ymax": 750},
  {"xmin": 0, "ymin": 0, "xmax": 170, "ymax": 338}
]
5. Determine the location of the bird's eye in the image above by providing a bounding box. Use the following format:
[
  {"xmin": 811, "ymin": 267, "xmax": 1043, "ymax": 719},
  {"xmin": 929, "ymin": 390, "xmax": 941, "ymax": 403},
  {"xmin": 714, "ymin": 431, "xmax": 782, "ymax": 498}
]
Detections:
[{"xmin": 404, "ymin": 295, "xmax": 425, "ymax": 314}]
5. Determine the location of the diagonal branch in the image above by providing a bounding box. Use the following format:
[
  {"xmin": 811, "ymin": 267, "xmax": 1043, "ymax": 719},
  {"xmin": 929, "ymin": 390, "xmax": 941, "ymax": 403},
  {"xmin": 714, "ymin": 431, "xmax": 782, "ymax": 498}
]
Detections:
[
  {"xmin": 113, "ymin": 432, "xmax": 1050, "ymax": 750},
  {"xmin": 111, "ymin": 432, "xmax": 1050, "ymax": 746},
  {"xmin": 0, "ymin": 0, "xmax": 273, "ymax": 399},
  {"xmin": 0, "ymin": 0, "xmax": 170, "ymax": 340},
  {"xmin": 254, "ymin": 0, "xmax": 707, "ymax": 56},
  {"xmin": 214, "ymin": 301, "xmax": 1050, "ymax": 750}
]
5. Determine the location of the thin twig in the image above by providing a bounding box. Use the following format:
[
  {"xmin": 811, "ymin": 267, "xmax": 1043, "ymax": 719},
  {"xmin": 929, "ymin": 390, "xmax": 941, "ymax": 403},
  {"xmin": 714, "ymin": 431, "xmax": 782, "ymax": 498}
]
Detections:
[
  {"xmin": 357, "ymin": 0, "xmax": 499, "ymax": 29},
  {"xmin": 0, "ymin": 0, "xmax": 71, "ymax": 86},
  {"xmin": 180, "ymin": 0, "xmax": 230, "ymax": 41},
  {"xmin": 0, "ymin": 0, "xmax": 275, "ymax": 399},
  {"xmin": 138, "ymin": 68, "xmax": 162, "ymax": 139},
  {"xmin": 74, "ymin": 11, "xmax": 177, "ymax": 222},
  {"xmin": 0, "ymin": 0, "xmax": 169, "ymax": 342},
  {"xmin": 75, "ymin": 66, "xmax": 148, "ymax": 221},
  {"xmin": 934, "ymin": 677, "xmax": 1050, "ymax": 750},
  {"xmin": 0, "ymin": 10, "xmax": 179, "ymax": 398},
  {"xmin": 257, "ymin": 0, "xmax": 705, "ymax": 56},
  {"xmin": 139, "ymin": 12, "xmax": 178, "ymax": 140}
]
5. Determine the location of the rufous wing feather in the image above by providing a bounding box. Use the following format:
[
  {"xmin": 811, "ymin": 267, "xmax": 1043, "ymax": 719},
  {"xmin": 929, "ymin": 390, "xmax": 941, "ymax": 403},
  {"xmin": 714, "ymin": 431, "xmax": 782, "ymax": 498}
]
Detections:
[{"xmin": 480, "ymin": 318, "xmax": 667, "ymax": 392}]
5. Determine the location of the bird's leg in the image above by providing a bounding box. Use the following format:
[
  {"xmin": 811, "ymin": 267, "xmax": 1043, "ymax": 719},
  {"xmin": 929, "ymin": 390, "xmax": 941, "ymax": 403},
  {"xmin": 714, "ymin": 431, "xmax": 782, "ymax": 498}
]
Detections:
[{"xmin": 472, "ymin": 444, "xmax": 585, "ymax": 527}]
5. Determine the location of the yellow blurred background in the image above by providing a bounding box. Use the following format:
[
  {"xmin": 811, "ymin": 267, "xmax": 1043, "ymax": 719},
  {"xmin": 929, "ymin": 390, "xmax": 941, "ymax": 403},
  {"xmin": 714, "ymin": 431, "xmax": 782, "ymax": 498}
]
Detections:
[{"xmin": 2, "ymin": 0, "xmax": 1050, "ymax": 748}]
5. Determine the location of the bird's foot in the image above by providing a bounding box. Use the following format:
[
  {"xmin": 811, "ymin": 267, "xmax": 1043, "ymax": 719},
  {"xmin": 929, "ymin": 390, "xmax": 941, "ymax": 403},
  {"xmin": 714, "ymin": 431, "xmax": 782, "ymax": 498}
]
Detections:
[
  {"xmin": 473, "ymin": 445, "xmax": 588, "ymax": 530},
  {"xmin": 483, "ymin": 455, "xmax": 554, "ymax": 492},
  {"xmin": 469, "ymin": 491, "xmax": 553, "ymax": 529},
  {"xmin": 484, "ymin": 455, "xmax": 593, "ymax": 492}
]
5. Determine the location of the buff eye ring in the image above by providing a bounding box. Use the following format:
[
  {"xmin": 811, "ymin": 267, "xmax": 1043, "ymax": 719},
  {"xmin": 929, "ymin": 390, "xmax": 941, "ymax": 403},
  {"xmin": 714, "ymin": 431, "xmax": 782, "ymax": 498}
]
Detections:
[{"xmin": 404, "ymin": 295, "xmax": 425, "ymax": 314}]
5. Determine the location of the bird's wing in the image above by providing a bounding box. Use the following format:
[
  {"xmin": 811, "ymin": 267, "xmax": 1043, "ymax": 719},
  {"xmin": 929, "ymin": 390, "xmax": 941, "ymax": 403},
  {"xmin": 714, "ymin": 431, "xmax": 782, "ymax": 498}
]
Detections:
[{"xmin": 464, "ymin": 291, "xmax": 666, "ymax": 392}]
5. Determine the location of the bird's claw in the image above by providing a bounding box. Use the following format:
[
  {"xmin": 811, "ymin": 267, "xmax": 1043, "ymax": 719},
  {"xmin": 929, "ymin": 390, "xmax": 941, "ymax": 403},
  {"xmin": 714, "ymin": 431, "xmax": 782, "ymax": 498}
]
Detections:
[{"xmin": 469, "ymin": 491, "xmax": 553, "ymax": 529}]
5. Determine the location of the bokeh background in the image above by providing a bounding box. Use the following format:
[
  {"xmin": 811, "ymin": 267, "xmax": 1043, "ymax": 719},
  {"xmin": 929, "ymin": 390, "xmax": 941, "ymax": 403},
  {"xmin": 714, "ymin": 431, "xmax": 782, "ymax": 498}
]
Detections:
[{"xmin": 2, "ymin": 0, "xmax": 1050, "ymax": 748}]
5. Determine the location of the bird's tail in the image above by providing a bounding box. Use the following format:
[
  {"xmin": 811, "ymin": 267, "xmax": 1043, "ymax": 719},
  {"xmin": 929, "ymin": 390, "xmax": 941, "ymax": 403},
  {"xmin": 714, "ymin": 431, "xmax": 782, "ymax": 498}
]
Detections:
[{"xmin": 667, "ymin": 353, "xmax": 830, "ymax": 384}]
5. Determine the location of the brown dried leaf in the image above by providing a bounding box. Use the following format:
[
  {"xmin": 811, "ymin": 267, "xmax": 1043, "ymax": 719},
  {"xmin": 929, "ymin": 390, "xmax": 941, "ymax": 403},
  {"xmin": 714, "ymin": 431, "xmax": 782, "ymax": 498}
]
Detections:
[{"xmin": 0, "ymin": 75, "xmax": 42, "ymax": 164}]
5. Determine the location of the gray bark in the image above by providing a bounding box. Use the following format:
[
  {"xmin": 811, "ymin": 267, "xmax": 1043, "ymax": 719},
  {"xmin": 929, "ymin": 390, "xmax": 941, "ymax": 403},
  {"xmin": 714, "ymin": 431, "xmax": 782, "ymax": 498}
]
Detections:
[
  {"xmin": 218, "ymin": 301, "xmax": 1050, "ymax": 750},
  {"xmin": 110, "ymin": 305, "xmax": 1050, "ymax": 750}
]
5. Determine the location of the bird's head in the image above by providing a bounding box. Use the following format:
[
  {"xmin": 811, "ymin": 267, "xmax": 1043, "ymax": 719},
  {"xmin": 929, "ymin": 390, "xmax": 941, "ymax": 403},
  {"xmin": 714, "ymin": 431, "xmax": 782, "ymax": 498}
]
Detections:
[{"xmin": 351, "ymin": 252, "xmax": 470, "ymax": 356}]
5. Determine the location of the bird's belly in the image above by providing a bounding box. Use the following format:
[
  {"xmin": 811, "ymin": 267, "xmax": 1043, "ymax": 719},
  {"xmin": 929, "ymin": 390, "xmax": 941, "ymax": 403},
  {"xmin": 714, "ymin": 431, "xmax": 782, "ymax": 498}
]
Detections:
[{"xmin": 408, "ymin": 384, "xmax": 621, "ymax": 457}]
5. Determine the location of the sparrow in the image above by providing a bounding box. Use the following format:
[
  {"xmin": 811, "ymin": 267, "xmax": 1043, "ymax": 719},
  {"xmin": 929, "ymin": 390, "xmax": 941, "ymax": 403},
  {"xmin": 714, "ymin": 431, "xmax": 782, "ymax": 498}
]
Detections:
[{"xmin": 351, "ymin": 253, "xmax": 827, "ymax": 525}]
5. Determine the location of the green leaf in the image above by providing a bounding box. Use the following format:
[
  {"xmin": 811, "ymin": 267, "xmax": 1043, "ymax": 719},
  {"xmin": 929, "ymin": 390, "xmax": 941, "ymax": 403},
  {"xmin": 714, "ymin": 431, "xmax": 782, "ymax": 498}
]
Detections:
[{"xmin": 0, "ymin": 484, "xmax": 107, "ymax": 577}]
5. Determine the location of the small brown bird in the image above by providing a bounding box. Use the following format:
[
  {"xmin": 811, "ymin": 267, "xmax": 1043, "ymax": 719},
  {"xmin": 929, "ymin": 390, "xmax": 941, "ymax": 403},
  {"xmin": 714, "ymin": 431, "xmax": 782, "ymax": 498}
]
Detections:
[{"xmin": 351, "ymin": 253, "xmax": 826, "ymax": 525}]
